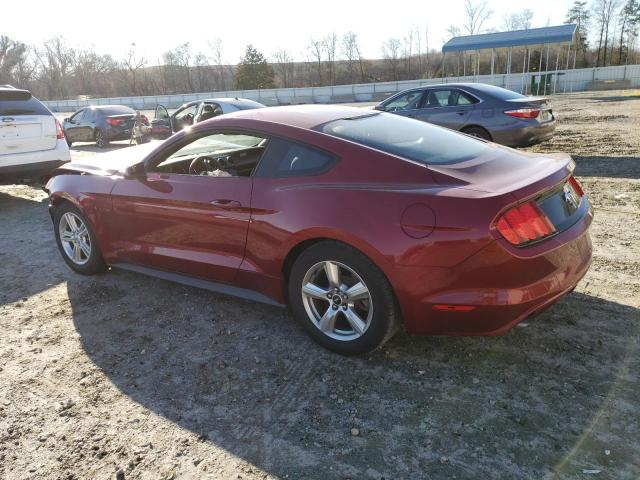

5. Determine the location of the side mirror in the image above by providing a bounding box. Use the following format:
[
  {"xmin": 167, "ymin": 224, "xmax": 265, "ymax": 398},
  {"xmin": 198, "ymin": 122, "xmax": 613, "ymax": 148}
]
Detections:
[
  {"xmin": 64, "ymin": 117, "xmax": 70, "ymax": 123},
  {"xmin": 124, "ymin": 162, "xmax": 146, "ymax": 178},
  {"xmin": 374, "ymin": 105, "xmax": 387, "ymax": 112}
]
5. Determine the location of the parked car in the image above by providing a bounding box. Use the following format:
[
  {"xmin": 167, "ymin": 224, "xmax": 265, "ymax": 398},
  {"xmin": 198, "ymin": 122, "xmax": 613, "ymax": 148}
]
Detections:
[
  {"xmin": 0, "ymin": 85, "xmax": 70, "ymax": 183},
  {"xmin": 62, "ymin": 105, "xmax": 149, "ymax": 148},
  {"xmin": 45, "ymin": 105, "xmax": 592, "ymax": 355},
  {"xmin": 375, "ymin": 83, "xmax": 556, "ymax": 147},
  {"xmin": 149, "ymin": 98, "xmax": 265, "ymax": 139}
]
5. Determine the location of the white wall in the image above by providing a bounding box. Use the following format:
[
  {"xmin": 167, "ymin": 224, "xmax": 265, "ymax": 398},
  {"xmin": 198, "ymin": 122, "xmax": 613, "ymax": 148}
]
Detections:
[{"xmin": 43, "ymin": 64, "xmax": 640, "ymax": 112}]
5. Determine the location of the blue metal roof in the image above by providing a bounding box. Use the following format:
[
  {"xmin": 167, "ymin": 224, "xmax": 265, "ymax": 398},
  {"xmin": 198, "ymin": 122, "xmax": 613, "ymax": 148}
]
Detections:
[{"xmin": 442, "ymin": 24, "xmax": 577, "ymax": 53}]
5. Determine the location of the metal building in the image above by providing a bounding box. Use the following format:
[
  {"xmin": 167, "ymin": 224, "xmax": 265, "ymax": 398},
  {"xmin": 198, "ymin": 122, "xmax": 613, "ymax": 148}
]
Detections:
[{"xmin": 441, "ymin": 24, "xmax": 578, "ymax": 94}]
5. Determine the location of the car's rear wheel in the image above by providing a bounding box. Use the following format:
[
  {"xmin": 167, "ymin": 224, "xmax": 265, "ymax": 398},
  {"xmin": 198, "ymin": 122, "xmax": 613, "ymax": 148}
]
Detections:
[
  {"xmin": 288, "ymin": 241, "xmax": 400, "ymax": 355},
  {"xmin": 95, "ymin": 129, "xmax": 108, "ymax": 148},
  {"xmin": 462, "ymin": 126, "xmax": 492, "ymax": 141},
  {"xmin": 54, "ymin": 202, "xmax": 107, "ymax": 275}
]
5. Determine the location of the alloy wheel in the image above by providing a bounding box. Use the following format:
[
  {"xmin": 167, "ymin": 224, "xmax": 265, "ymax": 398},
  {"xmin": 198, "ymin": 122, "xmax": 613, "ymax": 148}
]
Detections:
[
  {"xmin": 301, "ymin": 261, "xmax": 373, "ymax": 341},
  {"xmin": 58, "ymin": 212, "xmax": 92, "ymax": 265}
]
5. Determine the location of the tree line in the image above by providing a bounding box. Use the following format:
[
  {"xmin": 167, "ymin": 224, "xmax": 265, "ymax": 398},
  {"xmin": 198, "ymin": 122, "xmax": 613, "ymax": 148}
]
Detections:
[{"xmin": 0, "ymin": 0, "xmax": 638, "ymax": 101}]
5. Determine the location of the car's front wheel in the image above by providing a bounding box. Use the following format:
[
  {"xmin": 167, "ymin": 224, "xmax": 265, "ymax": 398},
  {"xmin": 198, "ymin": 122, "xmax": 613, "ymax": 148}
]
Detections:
[
  {"xmin": 54, "ymin": 202, "xmax": 108, "ymax": 275},
  {"xmin": 288, "ymin": 241, "xmax": 400, "ymax": 355}
]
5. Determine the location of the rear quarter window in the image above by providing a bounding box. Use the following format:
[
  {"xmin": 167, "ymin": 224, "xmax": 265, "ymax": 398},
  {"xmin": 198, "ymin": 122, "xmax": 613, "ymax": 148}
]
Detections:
[
  {"xmin": 254, "ymin": 138, "xmax": 336, "ymax": 177},
  {"xmin": 0, "ymin": 95, "xmax": 51, "ymax": 116}
]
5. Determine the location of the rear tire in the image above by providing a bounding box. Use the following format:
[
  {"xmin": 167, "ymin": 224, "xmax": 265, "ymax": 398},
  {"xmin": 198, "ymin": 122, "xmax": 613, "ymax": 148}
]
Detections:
[
  {"xmin": 288, "ymin": 241, "xmax": 400, "ymax": 355},
  {"xmin": 54, "ymin": 202, "xmax": 108, "ymax": 275},
  {"xmin": 462, "ymin": 126, "xmax": 492, "ymax": 141},
  {"xmin": 95, "ymin": 129, "xmax": 108, "ymax": 148}
]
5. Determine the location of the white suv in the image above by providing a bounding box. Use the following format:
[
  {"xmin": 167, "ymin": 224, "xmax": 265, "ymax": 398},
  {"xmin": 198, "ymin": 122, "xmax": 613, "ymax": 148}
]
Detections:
[{"xmin": 0, "ymin": 86, "xmax": 70, "ymax": 183}]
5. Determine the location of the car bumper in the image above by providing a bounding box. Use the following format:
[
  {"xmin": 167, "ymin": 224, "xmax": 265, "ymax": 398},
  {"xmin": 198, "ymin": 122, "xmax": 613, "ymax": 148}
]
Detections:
[
  {"xmin": 395, "ymin": 201, "xmax": 593, "ymax": 335},
  {"xmin": 492, "ymin": 119, "xmax": 556, "ymax": 148},
  {"xmin": 0, "ymin": 139, "xmax": 71, "ymax": 181}
]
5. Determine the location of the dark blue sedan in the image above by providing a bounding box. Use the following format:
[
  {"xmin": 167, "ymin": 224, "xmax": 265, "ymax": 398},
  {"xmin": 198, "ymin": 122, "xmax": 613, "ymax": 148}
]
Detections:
[{"xmin": 62, "ymin": 105, "xmax": 146, "ymax": 148}]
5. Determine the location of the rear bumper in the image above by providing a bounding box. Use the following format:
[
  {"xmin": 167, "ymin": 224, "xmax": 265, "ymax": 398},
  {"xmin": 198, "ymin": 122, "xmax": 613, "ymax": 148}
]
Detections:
[
  {"xmin": 491, "ymin": 119, "xmax": 556, "ymax": 148},
  {"xmin": 396, "ymin": 201, "xmax": 593, "ymax": 335},
  {"xmin": 0, "ymin": 139, "xmax": 71, "ymax": 181}
]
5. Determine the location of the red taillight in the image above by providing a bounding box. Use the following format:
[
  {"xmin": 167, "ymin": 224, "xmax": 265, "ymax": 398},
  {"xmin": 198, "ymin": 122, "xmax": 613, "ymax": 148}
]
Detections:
[
  {"xmin": 495, "ymin": 201, "xmax": 556, "ymax": 246},
  {"xmin": 55, "ymin": 119, "xmax": 65, "ymax": 139},
  {"xmin": 106, "ymin": 118, "xmax": 125, "ymax": 126},
  {"xmin": 504, "ymin": 108, "xmax": 540, "ymax": 119},
  {"xmin": 568, "ymin": 176, "xmax": 584, "ymax": 197}
]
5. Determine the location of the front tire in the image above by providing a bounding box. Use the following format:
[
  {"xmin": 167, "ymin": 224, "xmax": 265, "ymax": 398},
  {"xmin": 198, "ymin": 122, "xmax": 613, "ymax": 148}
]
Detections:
[
  {"xmin": 288, "ymin": 241, "xmax": 400, "ymax": 355},
  {"xmin": 54, "ymin": 202, "xmax": 107, "ymax": 275}
]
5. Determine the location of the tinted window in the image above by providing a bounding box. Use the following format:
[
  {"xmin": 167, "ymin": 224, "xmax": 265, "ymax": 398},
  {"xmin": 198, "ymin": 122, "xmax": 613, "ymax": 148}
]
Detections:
[
  {"xmin": 99, "ymin": 106, "xmax": 135, "ymax": 116},
  {"xmin": 423, "ymin": 89, "xmax": 478, "ymax": 107},
  {"xmin": 0, "ymin": 95, "xmax": 51, "ymax": 116},
  {"xmin": 317, "ymin": 113, "xmax": 489, "ymax": 165},
  {"xmin": 255, "ymin": 138, "xmax": 335, "ymax": 177},
  {"xmin": 472, "ymin": 84, "xmax": 526, "ymax": 100}
]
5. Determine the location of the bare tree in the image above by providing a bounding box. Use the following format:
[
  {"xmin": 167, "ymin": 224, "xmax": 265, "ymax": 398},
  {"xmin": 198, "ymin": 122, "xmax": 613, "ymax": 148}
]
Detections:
[
  {"xmin": 323, "ymin": 32, "xmax": 338, "ymax": 85},
  {"xmin": 272, "ymin": 49, "xmax": 295, "ymax": 87},
  {"xmin": 463, "ymin": 0, "xmax": 493, "ymax": 35},
  {"xmin": 0, "ymin": 36, "xmax": 30, "ymax": 86},
  {"xmin": 208, "ymin": 38, "xmax": 227, "ymax": 90},
  {"xmin": 502, "ymin": 9, "xmax": 534, "ymax": 30},
  {"xmin": 381, "ymin": 38, "xmax": 402, "ymax": 80},
  {"xmin": 308, "ymin": 38, "xmax": 324, "ymax": 85},
  {"xmin": 36, "ymin": 37, "xmax": 77, "ymax": 99},
  {"xmin": 121, "ymin": 43, "xmax": 146, "ymax": 96},
  {"xmin": 593, "ymin": 0, "xmax": 621, "ymax": 66},
  {"xmin": 341, "ymin": 31, "xmax": 360, "ymax": 83}
]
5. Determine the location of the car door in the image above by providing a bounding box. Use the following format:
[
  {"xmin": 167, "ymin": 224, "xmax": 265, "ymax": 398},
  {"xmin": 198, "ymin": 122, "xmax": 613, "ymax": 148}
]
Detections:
[
  {"xmin": 380, "ymin": 89, "xmax": 425, "ymax": 119},
  {"xmin": 170, "ymin": 103, "xmax": 198, "ymax": 134},
  {"xmin": 108, "ymin": 130, "xmax": 267, "ymax": 284},
  {"xmin": 414, "ymin": 88, "xmax": 477, "ymax": 130},
  {"xmin": 64, "ymin": 109, "xmax": 86, "ymax": 142},
  {"xmin": 150, "ymin": 104, "xmax": 172, "ymax": 139}
]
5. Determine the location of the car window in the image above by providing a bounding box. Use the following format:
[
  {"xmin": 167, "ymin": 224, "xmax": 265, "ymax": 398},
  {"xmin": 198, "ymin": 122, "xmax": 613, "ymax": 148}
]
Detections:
[
  {"xmin": 254, "ymin": 138, "xmax": 336, "ymax": 177},
  {"xmin": 384, "ymin": 90, "xmax": 424, "ymax": 111},
  {"xmin": 0, "ymin": 93, "xmax": 51, "ymax": 116},
  {"xmin": 154, "ymin": 132, "xmax": 267, "ymax": 177},
  {"xmin": 175, "ymin": 105, "xmax": 198, "ymax": 123},
  {"xmin": 317, "ymin": 112, "xmax": 489, "ymax": 165},
  {"xmin": 456, "ymin": 90, "xmax": 479, "ymax": 105},
  {"xmin": 71, "ymin": 110, "xmax": 85, "ymax": 122}
]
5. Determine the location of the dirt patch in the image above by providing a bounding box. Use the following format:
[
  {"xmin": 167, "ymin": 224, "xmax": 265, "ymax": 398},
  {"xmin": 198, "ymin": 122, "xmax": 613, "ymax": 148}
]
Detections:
[{"xmin": 1, "ymin": 90, "xmax": 640, "ymax": 479}]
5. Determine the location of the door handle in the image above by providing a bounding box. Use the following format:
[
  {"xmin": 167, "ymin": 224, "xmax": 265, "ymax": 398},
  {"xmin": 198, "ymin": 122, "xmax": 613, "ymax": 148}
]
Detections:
[{"xmin": 210, "ymin": 199, "xmax": 241, "ymax": 208}]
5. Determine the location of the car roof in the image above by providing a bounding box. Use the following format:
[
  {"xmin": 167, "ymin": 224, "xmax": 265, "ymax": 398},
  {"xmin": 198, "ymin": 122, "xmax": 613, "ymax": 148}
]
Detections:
[
  {"xmin": 85, "ymin": 105, "xmax": 135, "ymax": 110},
  {"xmin": 218, "ymin": 104, "xmax": 374, "ymax": 130}
]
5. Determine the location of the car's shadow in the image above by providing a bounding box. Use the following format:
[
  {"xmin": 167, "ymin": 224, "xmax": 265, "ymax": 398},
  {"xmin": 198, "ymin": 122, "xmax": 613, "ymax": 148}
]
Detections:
[
  {"xmin": 0, "ymin": 190, "xmax": 71, "ymax": 306},
  {"xmin": 573, "ymin": 155, "xmax": 640, "ymax": 179},
  {"xmin": 67, "ymin": 269, "xmax": 640, "ymax": 479},
  {"xmin": 70, "ymin": 141, "xmax": 132, "ymax": 154}
]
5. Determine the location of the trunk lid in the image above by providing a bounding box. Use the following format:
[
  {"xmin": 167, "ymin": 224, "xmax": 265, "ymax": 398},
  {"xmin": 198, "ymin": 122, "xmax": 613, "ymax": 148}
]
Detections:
[
  {"xmin": 0, "ymin": 115, "xmax": 57, "ymax": 156},
  {"xmin": 107, "ymin": 114, "xmax": 136, "ymax": 130},
  {"xmin": 428, "ymin": 146, "xmax": 573, "ymax": 200}
]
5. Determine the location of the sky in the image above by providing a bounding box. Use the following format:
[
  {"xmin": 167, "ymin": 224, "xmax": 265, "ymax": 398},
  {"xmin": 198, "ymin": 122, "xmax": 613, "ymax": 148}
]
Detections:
[{"xmin": 2, "ymin": 0, "xmax": 575, "ymax": 64}]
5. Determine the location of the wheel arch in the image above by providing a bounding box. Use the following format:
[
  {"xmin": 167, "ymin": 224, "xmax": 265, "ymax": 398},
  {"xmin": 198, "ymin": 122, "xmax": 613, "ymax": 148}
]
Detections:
[
  {"xmin": 280, "ymin": 236, "xmax": 400, "ymax": 313},
  {"xmin": 460, "ymin": 124, "xmax": 493, "ymax": 141}
]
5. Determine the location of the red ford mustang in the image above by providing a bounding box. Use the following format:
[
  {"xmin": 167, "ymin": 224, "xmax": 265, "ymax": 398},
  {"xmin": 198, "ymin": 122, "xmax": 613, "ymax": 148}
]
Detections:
[{"xmin": 46, "ymin": 105, "xmax": 593, "ymax": 354}]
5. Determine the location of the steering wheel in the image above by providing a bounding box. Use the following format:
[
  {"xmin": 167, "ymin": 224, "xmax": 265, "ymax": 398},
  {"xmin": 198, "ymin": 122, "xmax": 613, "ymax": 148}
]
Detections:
[{"xmin": 189, "ymin": 155, "xmax": 216, "ymax": 175}]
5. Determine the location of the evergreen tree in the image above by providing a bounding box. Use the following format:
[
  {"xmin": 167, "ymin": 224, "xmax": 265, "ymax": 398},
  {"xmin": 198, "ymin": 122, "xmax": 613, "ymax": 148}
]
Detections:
[
  {"xmin": 234, "ymin": 45, "xmax": 275, "ymax": 90},
  {"xmin": 566, "ymin": 1, "xmax": 591, "ymax": 64}
]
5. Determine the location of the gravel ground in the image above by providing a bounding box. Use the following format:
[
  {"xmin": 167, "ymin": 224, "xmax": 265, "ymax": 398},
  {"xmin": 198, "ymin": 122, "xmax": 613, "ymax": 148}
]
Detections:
[{"xmin": 1, "ymin": 90, "xmax": 639, "ymax": 480}]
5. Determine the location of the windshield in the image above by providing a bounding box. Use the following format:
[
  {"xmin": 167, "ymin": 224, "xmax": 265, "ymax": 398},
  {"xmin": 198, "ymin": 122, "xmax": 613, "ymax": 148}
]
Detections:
[
  {"xmin": 99, "ymin": 106, "xmax": 135, "ymax": 116},
  {"xmin": 0, "ymin": 95, "xmax": 51, "ymax": 116},
  {"xmin": 473, "ymin": 84, "xmax": 527, "ymax": 100},
  {"xmin": 162, "ymin": 133, "xmax": 264, "ymax": 163},
  {"xmin": 317, "ymin": 113, "xmax": 489, "ymax": 165}
]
